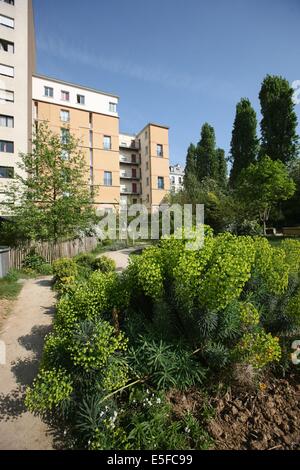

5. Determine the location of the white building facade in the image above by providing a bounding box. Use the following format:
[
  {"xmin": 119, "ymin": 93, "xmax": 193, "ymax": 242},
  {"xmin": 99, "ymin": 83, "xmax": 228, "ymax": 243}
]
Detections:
[{"xmin": 169, "ymin": 164, "xmax": 184, "ymax": 193}]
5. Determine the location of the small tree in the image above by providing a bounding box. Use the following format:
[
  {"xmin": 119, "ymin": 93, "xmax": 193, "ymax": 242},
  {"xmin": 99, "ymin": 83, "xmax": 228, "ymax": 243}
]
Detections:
[
  {"xmin": 1, "ymin": 123, "xmax": 97, "ymax": 245},
  {"xmin": 237, "ymin": 156, "xmax": 296, "ymax": 235}
]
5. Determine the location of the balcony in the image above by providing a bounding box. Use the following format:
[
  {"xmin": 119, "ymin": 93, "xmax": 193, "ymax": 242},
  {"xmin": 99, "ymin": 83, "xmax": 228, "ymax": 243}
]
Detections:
[
  {"xmin": 119, "ymin": 139, "xmax": 140, "ymax": 150},
  {"xmin": 120, "ymin": 172, "xmax": 140, "ymax": 180},
  {"xmin": 119, "ymin": 156, "xmax": 140, "ymax": 165},
  {"xmin": 120, "ymin": 185, "xmax": 140, "ymax": 195}
]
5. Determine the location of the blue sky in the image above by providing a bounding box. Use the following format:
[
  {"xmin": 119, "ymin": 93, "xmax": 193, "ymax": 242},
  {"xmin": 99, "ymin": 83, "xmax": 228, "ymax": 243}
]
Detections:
[{"xmin": 33, "ymin": 0, "xmax": 300, "ymax": 166}]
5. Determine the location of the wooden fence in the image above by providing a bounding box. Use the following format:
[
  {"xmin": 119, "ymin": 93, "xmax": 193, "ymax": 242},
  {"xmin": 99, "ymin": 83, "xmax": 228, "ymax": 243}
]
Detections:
[{"xmin": 1, "ymin": 236, "xmax": 98, "ymax": 274}]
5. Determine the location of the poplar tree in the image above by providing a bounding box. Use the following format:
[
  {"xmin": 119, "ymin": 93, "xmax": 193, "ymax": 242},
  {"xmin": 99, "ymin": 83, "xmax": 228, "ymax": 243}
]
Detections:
[
  {"xmin": 229, "ymin": 98, "xmax": 258, "ymax": 187},
  {"xmin": 196, "ymin": 123, "xmax": 218, "ymax": 182},
  {"xmin": 259, "ymin": 75, "xmax": 299, "ymax": 164}
]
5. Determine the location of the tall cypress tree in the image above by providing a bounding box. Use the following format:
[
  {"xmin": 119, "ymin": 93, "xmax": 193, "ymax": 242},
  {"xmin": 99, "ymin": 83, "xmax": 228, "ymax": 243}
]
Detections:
[
  {"xmin": 229, "ymin": 98, "xmax": 258, "ymax": 187},
  {"xmin": 259, "ymin": 75, "xmax": 299, "ymax": 164},
  {"xmin": 216, "ymin": 148, "xmax": 227, "ymax": 188},
  {"xmin": 184, "ymin": 143, "xmax": 197, "ymax": 180},
  {"xmin": 196, "ymin": 123, "xmax": 218, "ymax": 182}
]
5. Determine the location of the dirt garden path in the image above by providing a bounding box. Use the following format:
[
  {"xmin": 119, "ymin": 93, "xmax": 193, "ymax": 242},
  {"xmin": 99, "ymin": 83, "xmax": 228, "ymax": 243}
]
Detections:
[
  {"xmin": 101, "ymin": 246, "xmax": 146, "ymax": 272},
  {"xmin": 0, "ymin": 277, "xmax": 56, "ymax": 450}
]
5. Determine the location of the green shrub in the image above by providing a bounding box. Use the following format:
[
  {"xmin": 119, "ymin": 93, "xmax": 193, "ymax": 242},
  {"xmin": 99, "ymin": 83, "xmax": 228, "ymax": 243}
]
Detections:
[
  {"xmin": 74, "ymin": 253, "xmax": 95, "ymax": 269},
  {"xmin": 25, "ymin": 368, "xmax": 73, "ymax": 413},
  {"xmin": 234, "ymin": 331, "xmax": 281, "ymax": 369},
  {"xmin": 37, "ymin": 263, "xmax": 53, "ymax": 275},
  {"xmin": 22, "ymin": 249, "xmax": 46, "ymax": 271},
  {"xmin": 92, "ymin": 256, "xmax": 116, "ymax": 273},
  {"xmin": 52, "ymin": 258, "xmax": 78, "ymax": 292}
]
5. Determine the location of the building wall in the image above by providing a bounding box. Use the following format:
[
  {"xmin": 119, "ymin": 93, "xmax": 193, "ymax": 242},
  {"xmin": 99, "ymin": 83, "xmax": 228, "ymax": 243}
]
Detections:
[
  {"xmin": 0, "ymin": 0, "xmax": 35, "ymax": 205},
  {"xmin": 33, "ymin": 76, "xmax": 121, "ymax": 210},
  {"xmin": 148, "ymin": 124, "xmax": 170, "ymax": 208},
  {"xmin": 136, "ymin": 124, "xmax": 170, "ymax": 209}
]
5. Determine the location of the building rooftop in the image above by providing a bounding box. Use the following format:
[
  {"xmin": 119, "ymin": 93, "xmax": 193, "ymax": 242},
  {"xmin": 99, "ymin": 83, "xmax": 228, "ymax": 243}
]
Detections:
[{"xmin": 33, "ymin": 73, "xmax": 119, "ymax": 99}]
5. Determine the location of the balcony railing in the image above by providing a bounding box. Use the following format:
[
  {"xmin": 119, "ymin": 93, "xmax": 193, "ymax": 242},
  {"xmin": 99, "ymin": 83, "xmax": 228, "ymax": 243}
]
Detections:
[
  {"xmin": 120, "ymin": 173, "xmax": 140, "ymax": 180},
  {"xmin": 119, "ymin": 157, "xmax": 140, "ymax": 165},
  {"xmin": 120, "ymin": 189, "xmax": 140, "ymax": 195},
  {"xmin": 119, "ymin": 140, "xmax": 140, "ymax": 150}
]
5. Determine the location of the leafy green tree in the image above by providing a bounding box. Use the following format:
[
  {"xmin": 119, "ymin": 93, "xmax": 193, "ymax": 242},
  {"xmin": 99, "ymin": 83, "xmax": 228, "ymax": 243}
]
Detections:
[
  {"xmin": 229, "ymin": 98, "xmax": 258, "ymax": 187},
  {"xmin": 282, "ymin": 160, "xmax": 300, "ymax": 226},
  {"xmin": 184, "ymin": 143, "xmax": 197, "ymax": 182},
  {"xmin": 196, "ymin": 123, "xmax": 218, "ymax": 182},
  {"xmin": 237, "ymin": 155, "xmax": 296, "ymax": 235},
  {"xmin": 216, "ymin": 148, "xmax": 227, "ymax": 188},
  {"xmin": 1, "ymin": 123, "xmax": 97, "ymax": 245},
  {"xmin": 259, "ymin": 75, "xmax": 299, "ymax": 163}
]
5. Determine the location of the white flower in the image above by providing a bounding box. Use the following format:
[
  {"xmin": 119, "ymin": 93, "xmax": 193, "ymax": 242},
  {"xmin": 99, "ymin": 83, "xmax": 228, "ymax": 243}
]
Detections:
[
  {"xmin": 156, "ymin": 398, "xmax": 161, "ymax": 404},
  {"xmin": 63, "ymin": 430, "xmax": 67, "ymax": 436},
  {"xmin": 185, "ymin": 427, "xmax": 191, "ymax": 434}
]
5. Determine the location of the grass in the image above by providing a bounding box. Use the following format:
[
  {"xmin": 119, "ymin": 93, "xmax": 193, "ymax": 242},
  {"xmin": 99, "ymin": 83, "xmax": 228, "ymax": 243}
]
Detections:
[
  {"xmin": 0, "ymin": 269, "xmax": 37, "ymax": 300},
  {"xmin": 0, "ymin": 278, "xmax": 22, "ymax": 299}
]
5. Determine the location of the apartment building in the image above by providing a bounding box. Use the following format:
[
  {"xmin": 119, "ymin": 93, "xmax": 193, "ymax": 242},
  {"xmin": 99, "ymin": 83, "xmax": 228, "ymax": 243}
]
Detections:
[
  {"xmin": 32, "ymin": 74, "xmax": 120, "ymax": 211},
  {"xmin": 0, "ymin": 0, "xmax": 170, "ymax": 213},
  {"xmin": 170, "ymin": 164, "xmax": 184, "ymax": 193},
  {"xmin": 0, "ymin": 0, "xmax": 35, "ymax": 192}
]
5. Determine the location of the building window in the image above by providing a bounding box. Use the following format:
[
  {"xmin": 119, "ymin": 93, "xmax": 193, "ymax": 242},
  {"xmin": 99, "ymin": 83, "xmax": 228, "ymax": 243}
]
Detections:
[
  {"xmin": 0, "ymin": 140, "xmax": 14, "ymax": 153},
  {"xmin": 132, "ymin": 154, "xmax": 137, "ymax": 163},
  {"xmin": 61, "ymin": 90, "xmax": 70, "ymax": 101},
  {"xmin": 0, "ymin": 14, "xmax": 14, "ymax": 28},
  {"xmin": 0, "ymin": 89, "xmax": 14, "ymax": 102},
  {"xmin": 146, "ymin": 161, "xmax": 149, "ymax": 170},
  {"xmin": 157, "ymin": 144, "xmax": 163, "ymax": 157},
  {"xmin": 77, "ymin": 94, "xmax": 85, "ymax": 105},
  {"xmin": 2, "ymin": 0, "xmax": 15, "ymax": 5},
  {"xmin": 146, "ymin": 177, "xmax": 149, "ymax": 186},
  {"xmin": 0, "ymin": 63, "xmax": 14, "ymax": 77},
  {"xmin": 145, "ymin": 131, "xmax": 148, "ymax": 140},
  {"xmin": 89, "ymin": 113, "xmax": 93, "ymax": 128},
  {"xmin": 109, "ymin": 102, "xmax": 117, "ymax": 113},
  {"xmin": 103, "ymin": 135, "xmax": 111, "ymax": 150},
  {"xmin": 0, "ymin": 114, "xmax": 13, "ymax": 128},
  {"xmin": 0, "ymin": 38, "xmax": 14, "ymax": 53},
  {"xmin": 0, "ymin": 166, "xmax": 14, "ymax": 178},
  {"xmin": 158, "ymin": 176, "xmax": 164, "ymax": 189},
  {"xmin": 60, "ymin": 109, "xmax": 70, "ymax": 122},
  {"xmin": 147, "ymin": 194, "xmax": 150, "ymax": 203},
  {"xmin": 89, "ymin": 130, "xmax": 93, "ymax": 147},
  {"xmin": 61, "ymin": 128, "xmax": 70, "ymax": 144},
  {"xmin": 44, "ymin": 86, "xmax": 54, "ymax": 98},
  {"xmin": 171, "ymin": 176, "xmax": 175, "ymax": 184},
  {"xmin": 179, "ymin": 177, "xmax": 182, "ymax": 184},
  {"xmin": 104, "ymin": 171, "xmax": 112, "ymax": 186},
  {"xmin": 145, "ymin": 145, "xmax": 148, "ymax": 155}
]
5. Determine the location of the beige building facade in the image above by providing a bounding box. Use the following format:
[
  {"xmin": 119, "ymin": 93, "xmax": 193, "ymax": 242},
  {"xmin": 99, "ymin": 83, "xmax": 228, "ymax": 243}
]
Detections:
[{"xmin": 0, "ymin": 0, "xmax": 170, "ymax": 213}]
